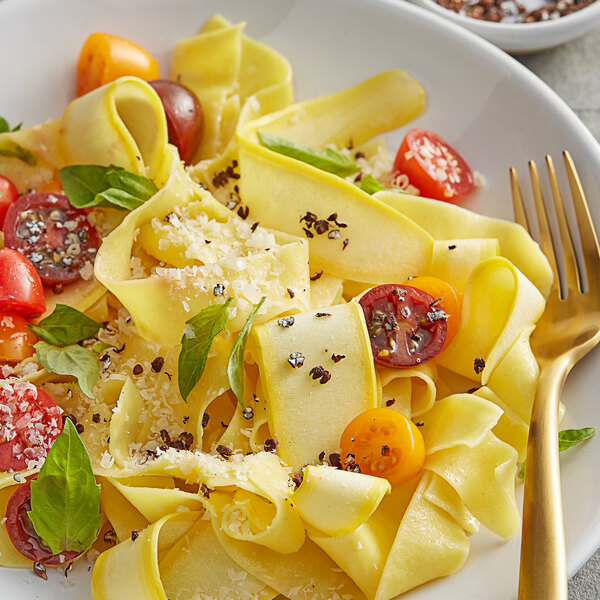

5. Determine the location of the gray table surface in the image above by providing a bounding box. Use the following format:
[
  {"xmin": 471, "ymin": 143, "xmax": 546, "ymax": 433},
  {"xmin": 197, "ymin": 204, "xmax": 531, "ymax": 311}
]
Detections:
[{"xmin": 516, "ymin": 27, "xmax": 600, "ymax": 600}]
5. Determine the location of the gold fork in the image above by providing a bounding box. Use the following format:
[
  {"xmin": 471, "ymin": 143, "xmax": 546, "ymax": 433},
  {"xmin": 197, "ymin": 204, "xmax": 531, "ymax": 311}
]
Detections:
[{"xmin": 510, "ymin": 151, "xmax": 600, "ymax": 600}]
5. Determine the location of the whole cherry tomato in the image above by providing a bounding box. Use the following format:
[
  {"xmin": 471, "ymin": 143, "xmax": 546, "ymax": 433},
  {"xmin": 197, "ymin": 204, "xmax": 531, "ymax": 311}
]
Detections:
[
  {"xmin": 340, "ymin": 408, "xmax": 425, "ymax": 486},
  {"xmin": 76, "ymin": 32, "xmax": 160, "ymax": 96},
  {"xmin": 402, "ymin": 276, "xmax": 462, "ymax": 351},
  {"xmin": 5, "ymin": 481, "xmax": 81, "ymax": 565},
  {"xmin": 0, "ymin": 248, "xmax": 45, "ymax": 316},
  {"xmin": 393, "ymin": 129, "xmax": 474, "ymax": 202},
  {"xmin": 0, "ymin": 382, "xmax": 62, "ymax": 472},
  {"xmin": 3, "ymin": 193, "xmax": 100, "ymax": 287},
  {"xmin": 0, "ymin": 175, "xmax": 19, "ymax": 229},
  {"xmin": 358, "ymin": 284, "xmax": 447, "ymax": 368},
  {"xmin": 0, "ymin": 312, "xmax": 36, "ymax": 363},
  {"xmin": 148, "ymin": 79, "xmax": 203, "ymax": 163}
]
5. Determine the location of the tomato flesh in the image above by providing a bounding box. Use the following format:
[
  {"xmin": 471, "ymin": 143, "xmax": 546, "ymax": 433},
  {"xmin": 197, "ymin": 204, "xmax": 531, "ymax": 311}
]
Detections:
[
  {"xmin": 340, "ymin": 408, "xmax": 425, "ymax": 486},
  {"xmin": 3, "ymin": 193, "xmax": 100, "ymax": 286},
  {"xmin": 0, "ymin": 312, "xmax": 37, "ymax": 363},
  {"xmin": 0, "ymin": 175, "xmax": 18, "ymax": 229},
  {"xmin": 148, "ymin": 80, "xmax": 203, "ymax": 163},
  {"xmin": 76, "ymin": 32, "xmax": 160, "ymax": 96},
  {"xmin": 0, "ymin": 382, "xmax": 63, "ymax": 472},
  {"xmin": 393, "ymin": 129, "xmax": 474, "ymax": 202},
  {"xmin": 0, "ymin": 248, "xmax": 46, "ymax": 316},
  {"xmin": 6, "ymin": 481, "xmax": 81, "ymax": 565},
  {"xmin": 359, "ymin": 284, "xmax": 446, "ymax": 367}
]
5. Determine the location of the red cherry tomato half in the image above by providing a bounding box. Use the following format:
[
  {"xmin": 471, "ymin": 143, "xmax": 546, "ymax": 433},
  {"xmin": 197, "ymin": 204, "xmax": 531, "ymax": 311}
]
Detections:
[
  {"xmin": 393, "ymin": 129, "xmax": 474, "ymax": 202},
  {"xmin": 3, "ymin": 193, "xmax": 100, "ymax": 286},
  {"xmin": 0, "ymin": 175, "xmax": 19, "ymax": 229},
  {"xmin": 340, "ymin": 408, "xmax": 425, "ymax": 486},
  {"xmin": 358, "ymin": 284, "xmax": 447, "ymax": 368},
  {"xmin": 6, "ymin": 481, "xmax": 81, "ymax": 565},
  {"xmin": 0, "ymin": 312, "xmax": 37, "ymax": 363},
  {"xmin": 148, "ymin": 80, "xmax": 203, "ymax": 163},
  {"xmin": 0, "ymin": 248, "xmax": 45, "ymax": 316},
  {"xmin": 0, "ymin": 382, "xmax": 63, "ymax": 472}
]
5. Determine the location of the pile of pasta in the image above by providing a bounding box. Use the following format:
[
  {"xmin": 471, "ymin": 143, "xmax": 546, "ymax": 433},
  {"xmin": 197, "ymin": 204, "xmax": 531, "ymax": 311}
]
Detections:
[{"xmin": 0, "ymin": 14, "xmax": 553, "ymax": 600}]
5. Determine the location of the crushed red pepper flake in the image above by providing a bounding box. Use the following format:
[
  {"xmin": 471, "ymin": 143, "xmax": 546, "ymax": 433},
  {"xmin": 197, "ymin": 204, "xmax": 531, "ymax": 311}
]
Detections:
[
  {"xmin": 331, "ymin": 353, "xmax": 345, "ymax": 363},
  {"xmin": 92, "ymin": 413, "xmax": 100, "ymax": 423},
  {"xmin": 131, "ymin": 530, "xmax": 140, "ymax": 541},
  {"xmin": 309, "ymin": 365, "xmax": 331, "ymax": 384},
  {"xmin": 33, "ymin": 561, "xmax": 47, "ymax": 580},
  {"xmin": 474, "ymin": 357, "xmax": 486, "ymax": 374},
  {"xmin": 202, "ymin": 413, "xmax": 210, "ymax": 428},
  {"xmin": 250, "ymin": 221, "xmax": 260, "ymax": 233},
  {"xmin": 385, "ymin": 398, "xmax": 396, "ymax": 407},
  {"xmin": 104, "ymin": 529, "xmax": 117, "ymax": 544},
  {"xmin": 201, "ymin": 483, "xmax": 211, "ymax": 499},
  {"xmin": 381, "ymin": 444, "xmax": 391, "ymax": 456},
  {"xmin": 290, "ymin": 472, "xmax": 303, "ymax": 489},
  {"xmin": 315, "ymin": 312, "xmax": 331, "ymax": 318},
  {"xmin": 342, "ymin": 238, "xmax": 350, "ymax": 250},
  {"xmin": 303, "ymin": 227, "xmax": 314, "ymax": 239},
  {"xmin": 329, "ymin": 453, "xmax": 342, "ymax": 469},
  {"xmin": 216, "ymin": 444, "xmax": 233, "ymax": 459},
  {"xmin": 151, "ymin": 357, "xmax": 164, "ymax": 373},
  {"xmin": 264, "ymin": 438, "xmax": 279, "ymax": 453},
  {"xmin": 310, "ymin": 271, "xmax": 324, "ymax": 281},
  {"xmin": 287, "ymin": 288, "xmax": 295, "ymax": 298}
]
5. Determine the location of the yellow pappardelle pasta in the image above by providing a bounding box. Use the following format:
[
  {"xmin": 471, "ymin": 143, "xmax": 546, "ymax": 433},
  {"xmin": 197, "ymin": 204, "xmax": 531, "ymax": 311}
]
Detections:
[{"xmin": 0, "ymin": 14, "xmax": 554, "ymax": 600}]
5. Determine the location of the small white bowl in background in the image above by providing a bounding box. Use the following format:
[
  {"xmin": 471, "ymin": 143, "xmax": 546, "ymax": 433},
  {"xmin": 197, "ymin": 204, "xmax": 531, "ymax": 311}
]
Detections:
[{"xmin": 410, "ymin": 0, "xmax": 600, "ymax": 53}]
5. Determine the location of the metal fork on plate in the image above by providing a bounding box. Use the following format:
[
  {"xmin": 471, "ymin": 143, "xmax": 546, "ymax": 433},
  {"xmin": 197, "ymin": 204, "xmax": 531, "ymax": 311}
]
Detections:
[{"xmin": 510, "ymin": 151, "xmax": 600, "ymax": 600}]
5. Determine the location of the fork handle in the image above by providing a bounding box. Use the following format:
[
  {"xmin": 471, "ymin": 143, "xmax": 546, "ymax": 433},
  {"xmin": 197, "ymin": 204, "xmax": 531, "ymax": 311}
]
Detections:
[{"xmin": 518, "ymin": 360, "xmax": 569, "ymax": 600}]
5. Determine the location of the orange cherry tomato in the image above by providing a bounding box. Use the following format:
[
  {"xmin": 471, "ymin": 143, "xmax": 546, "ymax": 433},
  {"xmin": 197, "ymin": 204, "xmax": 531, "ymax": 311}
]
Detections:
[
  {"xmin": 402, "ymin": 276, "xmax": 462, "ymax": 350},
  {"xmin": 37, "ymin": 180, "xmax": 64, "ymax": 194},
  {"xmin": 340, "ymin": 408, "xmax": 425, "ymax": 486},
  {"xmin": 76, "ymin": 32, "xmax": 160, "ymax": 97},
  {"xmin": 0, "ymin": 312, "xmax": 36, "ymax": 363}
]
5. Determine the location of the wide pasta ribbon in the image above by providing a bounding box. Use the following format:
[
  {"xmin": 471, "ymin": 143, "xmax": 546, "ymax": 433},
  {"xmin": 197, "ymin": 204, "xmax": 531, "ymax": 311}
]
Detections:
[
  {"xmin": 0, "ymin": 77, "xmax": 170, "ymax": 192},
  {"xmin": 94, "ymin": 147, "xmax": 311, "ymax": 346}
]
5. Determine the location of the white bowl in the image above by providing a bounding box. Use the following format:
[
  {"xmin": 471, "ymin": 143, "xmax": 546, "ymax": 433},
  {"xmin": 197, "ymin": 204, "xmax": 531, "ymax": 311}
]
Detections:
[{"xmin": 411, "ymin": 0, "xmax": 600, "ymax": 53}]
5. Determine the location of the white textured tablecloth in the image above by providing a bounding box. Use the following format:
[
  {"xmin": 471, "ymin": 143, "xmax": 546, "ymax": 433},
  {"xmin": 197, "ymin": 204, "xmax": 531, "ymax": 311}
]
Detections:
[{"xmin": 516, "ymin": 26, "xmax": 600, "ymax": 599}]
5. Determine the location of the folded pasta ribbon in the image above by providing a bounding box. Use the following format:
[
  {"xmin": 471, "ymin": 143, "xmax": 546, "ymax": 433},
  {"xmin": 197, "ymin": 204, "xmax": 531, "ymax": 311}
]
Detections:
[
  {"xmin": 237, "ymin": 71, "xmax": 433, "ymax": 284},
  {"xmin": 94, "ymin": 147, "xmax": 311, "ymax": 346}
]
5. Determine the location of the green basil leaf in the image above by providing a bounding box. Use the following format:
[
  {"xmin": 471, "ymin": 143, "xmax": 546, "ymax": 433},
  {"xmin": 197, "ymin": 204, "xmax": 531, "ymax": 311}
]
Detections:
[
  {"xmin": 94, "ymin": 188, "xmax": 146, "ymax": 211},
  {"xmin": 227, "ymin": 297, "xmax": 266, "ymax": 409},
  {"xmin": 518, "ymin": 426, "xmax": 596, "ymax": 479},
  {"xmin": 34, "ymin": 341, "xmax": 99, "ymax": 399},
  {"xmin": 558, "ymin": 427, "xmax": 596, "ymax": 451},
  {"xmin": 257, "ymin": 130, "xmax": 358, "ymax": 177},
  {"xmin": 28, "ymin": 304, "xmax": 103, "ymax": 346},
  {"xmin": 105, "ymin": 168, "xmax": 158, "ymax": 200},
  {"xmin": 0, "ymin": 117, "xmax": 23, "ymax": 133},
  {"xmin": 0, "ymin": 140, "xmax": 36, "ymax": 166},
  {"xmin": 178, "ymin": 299, "xmax": 232, "ymax": 401},
  {"xmin": 28, "ymin": 419, "xmax": 101, "ymax": 555},
  {"xmin": 355, "ymin": 174, "xmax": 384, "ymax": 195},
  {"xmin": 60, "ymin": 164, "xmax": 157, "ymax": 211}
]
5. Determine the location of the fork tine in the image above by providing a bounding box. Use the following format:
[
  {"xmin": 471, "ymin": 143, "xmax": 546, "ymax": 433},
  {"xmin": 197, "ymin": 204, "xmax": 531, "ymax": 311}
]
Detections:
[
  {"xmin": 546, "ymin": 155, "xmax": 581, "ymax": 295},
  {"xmin": 528, "ymin": 160, "xmax": 560, "ymax": 293},
  {"xmin": 563, "ymin": 151, "xmax": 600, "ymax": 292},
  {"xmin": 510, "ymin": 167, "xmax": 530, "ymax": 231}
]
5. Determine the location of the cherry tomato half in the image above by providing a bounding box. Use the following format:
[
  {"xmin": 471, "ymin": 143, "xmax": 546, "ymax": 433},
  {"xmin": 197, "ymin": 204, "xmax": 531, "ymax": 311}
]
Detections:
[
  {"xmin": 6, "ymin": 481, "xmax": 81, "ymax": 565},
  {"xmin": 358, "ymin": 284, "xmax": 447, "ymax": 368},
  {"xmin": 3, "ymin": 193, "xmax": 100, "ymax": 287},
  {"xmin": 0, "ymin": 248, "xmax": 45, "ymax": 316},
  {"xmin": 393, "ymin": 129, "xmax": 474, "ymax": 202},
  {"xmin": 0, "ymin": 175, "xmax": 18, "ymax": 229},
  {"xmin": 340, "ymin": 408, "xmax": 425, "ymax": 486},
  {"xmin": 402, "ymin": 276, "xmax": 461, "ymax": 350},
  {"xmin": 0, "ymin": 382, "xmax": 62, "ymax": 472},
  {"xmin": 0, "ymin": 313, "xmax": 36, "ymax": 363},
  {"xmin": 76, "ymin": 32, "xmax": 160, "ymax": 97},
  {"xmin": 148, "ymin": 80, "xmax": 203, "ymax": 164}
]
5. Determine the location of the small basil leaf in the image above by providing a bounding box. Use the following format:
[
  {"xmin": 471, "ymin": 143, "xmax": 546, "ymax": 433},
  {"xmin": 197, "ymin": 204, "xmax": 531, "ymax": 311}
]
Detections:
[
  {"xmin": 518, "ymin": 426, "xmax": 596, "ymax": 480},
  {"xmin": 34, "ymin": 341, "xmax": 99, "ymax": 399},
  {"xmin": 60, "ymin": 165, "xmax": 113, "ymax": 208},
  {"xmin": 258, "ymin": 130, "xmax": 358, "ymax": 177},
  {"xmin": 355, "ymin": 174, "xmax": 384, "ymax": 195},
  {"xmin": 227, "ymin": 297, "xmax": 266, "ymax": 409},
  {"xmin": 28, "ymin": 419, "xmax": 101, "ymax": 555},
  {"xmin": 558, "ymin": 427, "xmax": 596, "ymax": 451},
  {"xmin": 178, "ymin": 299, "xmax": 232, "ymax": 401},
  {"xmin": 0, "ymin": 117, "xmax": 23, "ymax": 133},
  {"xmin": 28, "ymin": 304, "xmax": 103, "ymax": 346},
  {"xmin": 60, "ymin": 164, "xmax": 157, "ymax": 211},
  {"xmin": 105, "ymin": 168, "xmax": 158, "ymax": 200},
  {"xmin": 0, "ymin": 140, "xmax": 36, "ymax": 166}
]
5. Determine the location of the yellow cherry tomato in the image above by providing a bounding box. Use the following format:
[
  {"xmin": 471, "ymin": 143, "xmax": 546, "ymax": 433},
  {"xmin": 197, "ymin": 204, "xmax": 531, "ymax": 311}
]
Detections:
[
  {"xmin": 76, "ymin": 32, "xmax": 160, "ymax": 97},
  {"xmin": 402, "ymin": 275, "xmax": 462, "ymax": 350},
  {"xmin": 340, "ymin": 408, "xmax": 425, "ymax": 486}
]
